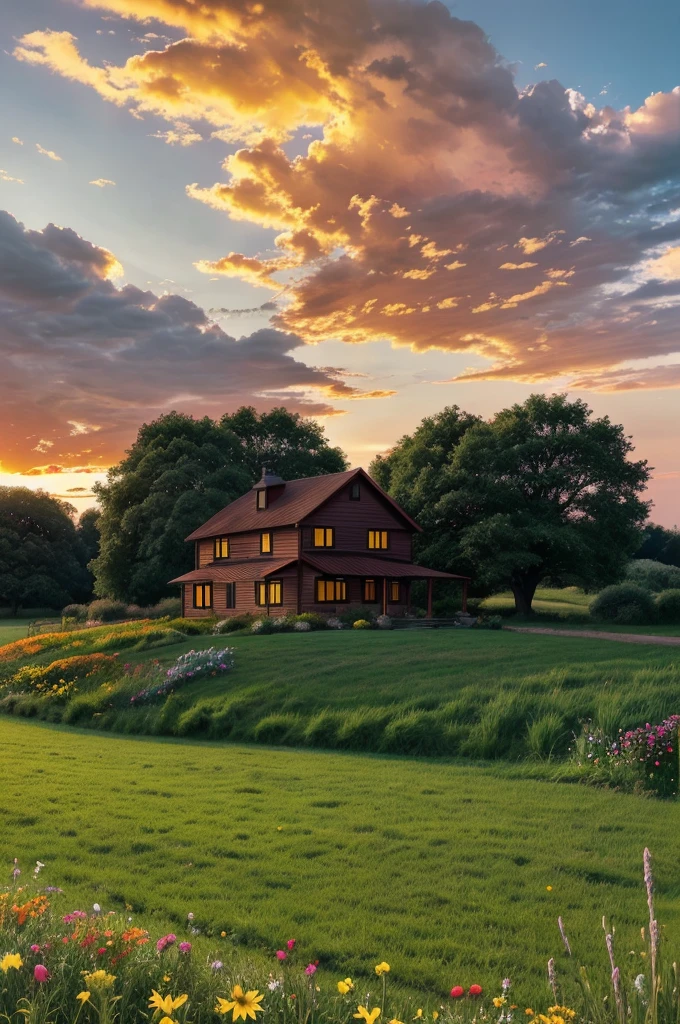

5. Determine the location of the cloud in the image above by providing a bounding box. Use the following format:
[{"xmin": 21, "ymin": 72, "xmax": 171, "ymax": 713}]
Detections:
[
  {"xmin": 35, "ymin": 143, "xmax": 62, "ymax": 161},
  {"xmin": 535, "ymin": 62, "xmax": 548, "ymax": 70},
  {"xmin": 0, "ymin": 170, "xmax": 24, "ymax": 184},
  {"xmin": 150, "ymin": 122, "xmax": 202, "ymax": 146},
  {"xmin": 89, "ymin": 178, "xmax": 116, "ymax": 187},
  {"xmin": 0, "ymin": 211, "xmax": 394, "ymax": 472},
  {"xmin": 11, "ymin": 0, "xmax": 680, "ymax": 391},
  {"xmin": 11, "ymin": 137, "xmax": 23, "ymax": 145}
]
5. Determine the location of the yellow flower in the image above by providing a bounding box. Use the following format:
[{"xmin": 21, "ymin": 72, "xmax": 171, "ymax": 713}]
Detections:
[
  {"xmin": 221, "ymin": 931, "xmax": 227, "ymax": 938},
  {"xmin": 159, "ymin": 1018, "xmax": 177, "ymax": 1024},
  {"xmin": 215, "ymin": 985, "xmax": 265, "ymax": 1021},
  {"xmin": 76, "ymin": 992, "xmax": 91, "ymax": 1004},
  {"xmin": 0, "ymin": 953, "xmax": 22, "ymax": 972},
  {"xmin": 494, "ymin": 997, "xmax": 507, "ymax": 1008},
  {"xmin": 84, "ymin": 970, "xmax": 116, "ymax": 990},
  {"xmin": 433, "ymin": 1013, "xmax": 439, "ymax": 1020},
  {"xmin": 413, "ymin": 1012, "xmax": 423, "ymax": 1021},
  {"xmin": 338, "ymin": 980, "xmax": 354, "ymax": 995},
  {"xmin": 149, "ymin": 990, "xmax": 188, "ymax": 1014},
  {"xmin": 375, "ymin": 962, "xmax": 390, "ymax": 976},
  {"xmin": 525, "ymin": 1012, "xmax": 534, "ymax": 1017},
  {"xmin": 546, "ymin": 886, "xmax": 553, "ymax": 892},
  {"xmin": 163, "ymin": 975, "xmax": 172, "ymax": 983},
  {"xmin": 389, "ymin": 1019, "xmax": 404, "ymax": 1024},
  {"xmin": 355, "ymin": 1007, "xmax": 381, "ymax": 1024},
  {"xmin": 548, "ymin": 1008, "xmax": 575, "ymax": 1020}
]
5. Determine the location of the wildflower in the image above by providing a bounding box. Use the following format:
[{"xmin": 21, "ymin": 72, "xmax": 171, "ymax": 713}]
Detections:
[
  {"xmin": 525, "ymin": 1011, "xmax": 534, "ymax": 1016},
  {"xmin": 178, "ymin": 941, "xmax": 191, "ymax": 953},
  {"xmin": 93, "ymin": 903, "xmax": 101, "ymax": 913},
  {"xmin": 305, "ymin": 963, "xmax": 317, "ymax": 975},
  {"xmin": 503, "ymin": 979, "xmax": 511, "ymax": 991},
  {"xmin": 187, "ymin": 912, "xmax": 194, "ymax": 920},
  {"xmin": 287, "ymin": 938, "xmax": 296, "ymax": 950},
  {"xmin": 375, "ymin": 961, "xmax": 390, "ymax": 976},
  {"xmin": 494, "ymin": 998, "xmax": 507, "ymax": 1008},
  {"xmin": 97, "ymin": 947, "xmax": 107, "ymax": 955},
  {"xmin": 30, "ymin": 944, "xmax": 41, "ymax": 953},
  {"xmin": 0, "ymin": 953, "xmax": 23, "ymax": 972},
  {"xmin": 276, "ymin": 950, "xmax": 287, "ymax": 960},
  {"xmin": 149, "ymin": 990, "xmax": 189, "ymax": 1014},
  {"xmin": 433, "ymin": 1014, "xmax": 439, "ymax": 1021},
  {"xmin": 268, "ymin": 980, "xmax": 281, "ymax": 991},
  {"xmin": 215, "ymin": 985, "xmax": 265, "ymax": 1021},
  {"xmin": 338, "ymin": 978, "xmax": 354, "ymax": 994},
  {"xmin": 469, "ymin": 985, "xmax": 483, "ymax": 996},
  {"xmin": 221, "ymin": 931, "xmax": 227, "ymax": 938},
  {"xmin": 34, "ymin": 964, "xmax": 49, "ymax": 982},
  {"xmin": 157, "ymin": 933, "xmax": 176, "ymax": 952},
  {"xmin": 212, "ymin": 961, "xmax": 224, "ymax": 971},
  {"xmin": 76, "ymin": 992, "xmax": 91, "ymax": 1004},
  {"xmin": 355, "ymin": 1007, "xmax": 381, "ymax": 1024},
  {"xmin": 546, "ymin": 886, "xmax": 553, "ymax": 892},
  {"xmin": 164, "ymin": 975, "xmax": 172, "ymax": 983},
  {"xmin": 450, "ymin": 987, "xmax": 464, "ymax": 998},
  {"xmin": 413, "ymin": 1011, "xmax": 423, "ymax": 1020},
  {"xmin": 159, "ymin": 1018, "xmax": 177, "ymax": 1024},
  {"xmin": 84, "ymin": 969, "xmax": 116, "ymax": 989},
  {"xmin": 277, "ymin": 826, "xmax": 283, "ymax": 831}
]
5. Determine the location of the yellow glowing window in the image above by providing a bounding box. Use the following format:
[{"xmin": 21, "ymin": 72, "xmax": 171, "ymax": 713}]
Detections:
[
  {"xmin": 214, "ymin": 536, "xmax": 229, "ymax": 559},
  {"xmin": 389, "ymin": 581, "xmax": 400, "ymax": 603},
  {"xmin": 193, "ymin": 583, "xmax": 212, "ymax": 609},
  {"xmin": 367, "ymin": 530, "xmax": 389, "ymax": 550},
  {"xmin": 269, "ymin": 580, "xmax": 283, "ymax": 606},
  {"xmin": 255, "ymin": 581, "xmax": 268, "ymax": 606},
  {"xmin": 363, "ymin": 579, "xmax": 377, "ymax": 602},
  {"xmin": 313, "ymin": 527, "xmax": 334, "ymax": 548},
  {"xmin": 316, "ymin": 578, "xmax": 347, "ymax": 602},
  {"xmin": 257, "ymin": 489, "xmax": 267, "ymax": 510},
  {"xmin": 260, "ymin": 531, "xmax": 272, "ymax": 554}
]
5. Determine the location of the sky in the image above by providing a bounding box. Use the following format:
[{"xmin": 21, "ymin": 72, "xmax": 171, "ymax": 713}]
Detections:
[{"xmin": 0, "ymin": 0, "xmax": 679, "ymax": 525}]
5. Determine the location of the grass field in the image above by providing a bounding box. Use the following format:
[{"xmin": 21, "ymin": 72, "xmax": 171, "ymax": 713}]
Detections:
[
  {"xmin": 479, "ymin": 587, "xmax": 593, "ymax": 619},
  {"xmin": 2, "ymin": 716, "xmax": 678, "ymax": 1005},
  {"xmin": 0, "ymin": 617, "xmax": 36, "ymax": 644}
]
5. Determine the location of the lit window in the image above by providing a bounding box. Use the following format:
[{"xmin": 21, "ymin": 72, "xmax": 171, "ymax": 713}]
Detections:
[
  {"xmin": 363, "ymin": 579, "xmax": 377, "ymax": 602},
  {"xmin": 226, "ymin": 582, "xmax": 236, "ymax": 609},
  {"xmin": 193, "ymin": 582, "xmax": 212, "ymax": 609},
  {"xmin": 367, "ymin": 530, "xmax": 389, "ymax": 550},
  {"xmin": 269, "ymin": 580, "xmax": 283, "ymax": 606},
  {"xmin": 315, "ymin": 578, "xmax": 347, "ymax": 602},
  {"xmin": 389, "ymin": 581, "xmax": 400, "ymax": 603},
  {"xmin": 255, "ymin": 581, "xmax": 267, "ymax": 606},
  {"xmin": 214, "ymin": 536, "xmax": 229, "ymax": 559},
  {"xmin": 313, "ymin": 527, "xmax": 334, "ymax": 548},
  {"xmin": 350, "ymin": 482, "xmax": 361, "ymax": 500},
  {"xmin": 255, "ymin": 580, "xmax": 282, "ymax": 606},
  {"xmin": 257, "ymin": 489, "xmax": 267, "ymax": 510},
  {"xmin": 260, "ymin": 531, "xmax": 272, "ymax": 554}
]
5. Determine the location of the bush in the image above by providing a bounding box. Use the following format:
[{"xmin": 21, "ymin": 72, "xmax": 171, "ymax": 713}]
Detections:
[
  {"xmin": 212, "ymin": 613, "xmax": 256, "ymax": 634},
  {"xmin": 338, "ymin": 606, "xmax": 376, "ymax": 626},
  {"xmin": 626, "ymin": 559, "xmax": 680, "ymax": 592},
  {"xmin": 87, "ymin": 599, "xmax": 129, "ymax": 622},
  {"xmin": 353, "ymin": 619, "xmax": 372, "ymax": 629},
  {"xmin": 590, "ymin": 583, "xmax": 656, "ymax": 625},
  {"xmin": 294, "ymin": 621, "xmax": 311, "ymax": 631},
  {"xmin": 325, "ymin": 616, "xmax": 343, "ymax": 629},
  {"xmin": 475, "ymin": 615, "xmax": 503, "ymax": 630},
  {"xmin": 61, "ymin": 603, "xmax": 88, "ymax": 622},
  {"xmin": 165, "ymin": 617, "xmax": 217, "ymax": 635},
  {"xmin": 376, "ymin": 614, "xmax": 392, "ymax": 629},
  {"xmin": 294, "ymin": 612, "xmax": 328, "ymax": 630},
  {"xmin": 655, "ymin": 589, "xmax": 680, "ymax": 624},
  {"xmin": 146, "ymin": 597, "xmax": 182, "ymax": 619}
]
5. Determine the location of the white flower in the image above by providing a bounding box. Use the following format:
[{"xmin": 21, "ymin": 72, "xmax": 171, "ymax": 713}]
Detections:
[
  {"xmin": 294, "ymin": 620, "xmax": 311, "ymax": 631},
  {"xmin": 268, "ymin": 980, "xmax": 282, "ymax": 991},
  {"xmin": 634, "ymin": 974, "xmax": 645, "ymax": 993},
  {"xmin": 93, "ymin": 903, "xmax": 101, "ymax": 913},
  {"xmin": 187, "ymin": 912, "xmax": 194, "ymax": 920}
]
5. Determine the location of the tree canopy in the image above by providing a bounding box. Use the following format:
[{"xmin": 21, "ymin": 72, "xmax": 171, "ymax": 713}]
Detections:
[
  {"xmin": 372, "ymin": 394, "xmax": 650, "ymax": 614},
  {"xmin": 634, "ymin": 523, "xmax": 680, "ymax": 568},
  {"xmin": 91, "ymin": 407, "xmax": 347, "ymax": 604},
  {"xmin": 0, "ymin": 487, "xmax": 93, "ymax": 614}
]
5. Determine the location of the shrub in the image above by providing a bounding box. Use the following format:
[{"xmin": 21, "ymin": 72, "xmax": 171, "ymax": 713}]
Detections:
[
  {"xmin": 146, "ymin": 597, "xmax": 182, "ymax": 619},
  {"xmin": 87, "ymin": 599, "xmax": 129, "ymax": 622},
  {"xmin": 655, "ymin": 589, "xmax": 680, "ymax": 624},
  {"xmin": 376, "ymin": 614, "xmax": 392, "ymax": 629},
  {"xmin": 61, "ymin": 603, "xmax": 88, "ymax": 622},
  {"xmin": 251, "ymin": 617, "xmax": 275, "ymax": 634},
  {"xmin": 165, "ymin": 617, "xmax": 217, "ymax": 635},
  {"xmin": 294, "ymin": 620, "xmax": 311, "ymax": 631},
  {"xmin": 353, "ymin": 619, "xmax": 372, "ymax": 629},
  {"xmin": 590, "ymin": 583, "xmax": 656, "ymax": 625},
  {"xmin": 212, "ymin": 614, "xmax": 256, "ymax": 634},
  {"xmin": 325, "ymin": 616, "xmax": 343, "ymax": 629},
  {"xmin": 626, "ymin": 559, "xmax": 680, "ymax": 592},
  {"xmin": 475, "ymin": 614, "xmax": 503, "ymax": 630},
  {"xmin": 294, "ymin": 612, "xmax": 328, "ymax": 630},
  {"xmin": 338, "ymin": 605, "xmax": 376, "ymax": 626}
]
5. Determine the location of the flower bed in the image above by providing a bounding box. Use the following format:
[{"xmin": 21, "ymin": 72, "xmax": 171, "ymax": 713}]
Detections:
[
  {"xmin": 130, "ymin": 647, "xmax": 235, "ymax": 705},
  {"xmin": 0, "ymin": 850, "xmax": 675, "ymax": 1024},
  {"xmin": 581, "ymin": 714, "xmax": 680, "ymax": 798}
]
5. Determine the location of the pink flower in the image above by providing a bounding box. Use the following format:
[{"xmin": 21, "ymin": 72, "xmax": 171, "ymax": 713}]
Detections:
[
  {"xmin": 156, "ymin": 933, "xmax": 176, "ymax": 952},
  {"xmin": 287, "ymin": 939, "xmax": 296, "ymax": 950},
  {"xmin": 34, "ymin": 965, "xmax": 49, "ymax": 983},
  {"xmin": 30, "ymin": 944, "xmax": 41, "ymax": 953},
  {"xmin": 276, "ymin": 950, "xmax": 287, "ymax": 960},
  {"xmin": 179, "ymin": 941, "xmax": 191, "ymax": 953},
  {"xmin": 305, "ymin": 964, "xmax": 317, "ymax": 975}
]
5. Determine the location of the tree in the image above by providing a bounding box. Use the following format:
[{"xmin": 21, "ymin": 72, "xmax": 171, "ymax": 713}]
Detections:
[
  {"xmin": 77, "ymin": 507, "xmax": 101, "ymax": 565},
  {"xmin": 0, "ymin": 487, "xmax": 92, "ymax": 615},
  {"xmin": 91, "ymin": 407, "xmax": 347, "ymax": 604},
  {"xmin": 634, "ymin": 523, "xmax": 680, "ymax": 568},
  {"xmin": 373, "ymin": 395, "xmax": 650, "ymax": 615}
]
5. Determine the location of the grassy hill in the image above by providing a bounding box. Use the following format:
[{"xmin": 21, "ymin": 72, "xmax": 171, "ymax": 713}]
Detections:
[
  {"xmin": 480, "ymin": 586, "xmax": 593, "ymax": 620},
  {"xmin": 3, "ymin": 717, "xmax": 679, "ymax": 1005}
]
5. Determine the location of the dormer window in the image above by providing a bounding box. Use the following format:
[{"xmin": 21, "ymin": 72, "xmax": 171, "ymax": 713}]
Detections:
[
  {"xmin": 256, "ymin": 489, "xmax": 267, "ymax": 510},
  {"xmin": 214, "ymin": 536, "xmax": 229, "ymax": 559},
  {"xmin": 350, "ymin": 481, "xmax": 361, "ymax": 500},
  {"xmin": 253, "ymin": 467, "xmax": 285, "ymax": 511}
]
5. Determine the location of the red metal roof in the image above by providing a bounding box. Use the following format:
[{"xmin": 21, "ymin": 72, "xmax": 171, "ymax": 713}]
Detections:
[
  {"xmin": 169, "ymin": 558, "xmax": 297, "ymax": 584},
  {"xmin": 184, "ymin": 467, "xmax": 422, "ymax": 541},
  {"xmin": 302, "ymin": 554, "xmax": 468, "ymax": 580}
]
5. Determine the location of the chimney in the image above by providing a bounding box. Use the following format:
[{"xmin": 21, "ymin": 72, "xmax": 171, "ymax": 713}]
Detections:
[{"xmin": 253, "ymin": 467, "xmax": 285, "ymax": 509}]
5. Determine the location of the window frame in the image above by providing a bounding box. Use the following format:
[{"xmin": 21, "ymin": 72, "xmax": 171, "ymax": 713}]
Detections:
[
  {"xmin": 312, "ymin": 526, "xmax": 335, "ymax": 548},
  {"xmin": 389, "ymin": 580, "xmax": 401, "ymax": 603},
  {"xmin": 255, "ymin": 581, "xmax": 268, "ymax": 607},
  {"xmin": 256, "ymin": 488, "xmax": 267, "ymax": 511},
  {"xmin": 214, "ymin": 536, "xmax": 230, "ymax": 560},
  {"xmin": 367, "ymin": 529, "xmax": 389, "ymax": 551},
  {"xmin": 193, "ymin": 582, "xmax": 213, "ymax": 609},
  {"xmin": 226, "ymin": 582, "xmax": 236, "ymax": 609},
  {"xmin": 268, "ymin": 579, "xmax": 283, "ymax": 606},
  {"xmin": 260, "ymin": 530, "xmax": 273, "ymax": 555},
  {"xmin": 363, "ymin": 578, "xmax": 377, "ymax": 603},
  {"xmin": 315, "ymin": 577, "xmax": 348, "ymax": 603},
  {"xmin": 350, "ymin": 481, "xmax": 361, "ymax": 501},
  {"xmin": 254, "ymin": 580, "xmax": 283, "ymax": 606}
]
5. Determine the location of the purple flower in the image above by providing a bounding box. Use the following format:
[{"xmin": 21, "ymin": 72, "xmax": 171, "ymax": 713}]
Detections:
[
  {"xmin": 178, "ymin": 941, "xmax": 191, "ymax": 953},
  {"xmin": 157, "ymin": 933, "xmax": 176, "ymax": 952},
  {"xmin": 211, "ymin": 960, "xmax": 224, "ymax": 971},
  {"xmin": 305, "ymin": 964, "xmax": 317, "ymax": 976}
]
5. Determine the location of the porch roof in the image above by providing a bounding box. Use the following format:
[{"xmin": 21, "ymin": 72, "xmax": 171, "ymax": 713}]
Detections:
[
  {"xmin": 302, "ymin": 554, "xmax": 469, "ymax": 580},
  {"xmin": 169, "ymin": 558, "xmax": 297, "ymax": 584}
]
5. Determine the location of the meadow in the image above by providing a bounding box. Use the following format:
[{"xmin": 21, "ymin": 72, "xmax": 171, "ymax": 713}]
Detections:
[{"xmin": 2, "ymin": 716, "xmax": 679, "ymax": 1008}]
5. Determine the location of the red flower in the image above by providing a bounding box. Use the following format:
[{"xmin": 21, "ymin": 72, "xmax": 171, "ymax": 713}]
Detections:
[
  {"xmin": 450, "ymin": 986, "xmax": 465, "ymax": 998},
  {"xmin": 469, "ymin": 985, "xmax": 483, "ymax": 996},
  {"xmin": 97, "ymin": 947, "xmax": 107, "ymax": 955},
  {"xmin": 34, "ymin": 965, "xmax": 49, "ymax": 983}
]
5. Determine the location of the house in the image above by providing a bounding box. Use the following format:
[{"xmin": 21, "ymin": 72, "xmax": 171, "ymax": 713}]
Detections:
[{"xmin": 169, "ymin": 467, "xmax": 469, "ymax": 619}]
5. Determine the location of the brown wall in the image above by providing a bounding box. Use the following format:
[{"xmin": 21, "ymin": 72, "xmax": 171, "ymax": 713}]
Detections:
[
  {"xmin": 198, "ymin": 527, "xmax": 299, "ymax": 565},
  {"xmin": 301, "ymin": 484, "xmax": 412, "ymax": 560},
  {"xmin": 182, "ymin": 567, "xmax": 299, "ymax": 619},
  {"xmin": 299, "ymin": 564, "xmax": 408, "ymax": 616}
]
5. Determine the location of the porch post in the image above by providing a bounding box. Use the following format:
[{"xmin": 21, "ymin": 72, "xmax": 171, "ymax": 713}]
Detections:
[
  {"xmin": 406, "ymin": 581, "xmax": 411, "ymax": 616},
  {"xmin": 382, "ymin": 577, "xmax": 387, "ymax": 616},
  {"xmin": 427, "ymin": 578, "xmax": 433, "ymax": 618},
  {"xmin": 462, "ymin": 579, "xmax": 468, "ymax": 613}
]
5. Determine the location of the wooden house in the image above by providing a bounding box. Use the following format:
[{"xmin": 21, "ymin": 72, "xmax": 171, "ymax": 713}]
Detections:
[{"xmin": 170, "ymin": 467, "xmax": 468, "ymax": 619}]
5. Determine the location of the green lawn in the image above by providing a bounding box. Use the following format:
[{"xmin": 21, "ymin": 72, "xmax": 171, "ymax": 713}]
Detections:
[
  {"xmin": 0, "ymin": 617, "xmax": 35, "ymax": 644},
  {"xmin": 2, "ymin": 717, "xmax": 677, "ymax": 1005},
  {"xmin": 480, "ymin": 587, "xmax": 593, "ymax": 619}
]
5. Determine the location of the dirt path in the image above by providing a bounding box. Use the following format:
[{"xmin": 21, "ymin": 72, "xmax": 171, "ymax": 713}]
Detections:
[{"xmin": 506, "ymin": 626, "xmax": 680, "ymax": 647}]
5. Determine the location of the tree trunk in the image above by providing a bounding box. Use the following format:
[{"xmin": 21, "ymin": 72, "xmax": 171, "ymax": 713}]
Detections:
[{"xmin": 511, "ymin": 576, "xmax": 540, "ymax": 616}]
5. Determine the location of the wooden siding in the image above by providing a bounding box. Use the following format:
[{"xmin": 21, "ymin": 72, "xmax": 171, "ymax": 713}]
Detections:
[
  {"xmin": 183, "ymin": 568, "xmax": 299, "ymax": 618},
  {"xmin": 197, "ymin": 539, "xmax": 213, "ymax": 567},
  {"xmin": 299, "ymin": 564, "xmax": 408, "ymax": 616},
  {"xmin": 199, "ymin": 527, "xmax": 299, "ymax": 564},
  {"xmin": 301, "ymin": 483, "xmax": 412, "ymax": 560}
]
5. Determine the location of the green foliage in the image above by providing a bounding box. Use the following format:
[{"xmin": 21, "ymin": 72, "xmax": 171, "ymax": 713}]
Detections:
[
  {"xmin": 213, "ymin": 613, "xmax": 256, "ymax": 633},
  {"xmin": 165, "ymin": 617, "xmax": 217, "ymax": 635},
  {"xmin": 625, "ymin": 559, "xmax": 680, "ymax": 592},
  {"xmin": 61, "ymin": 603, "xmax": 88, "ymax": 622},
  {"xmin": 294, "ymin": 612, "xmax": 328, "ymax": 630},
  {"xmin": 655, "ymin": 589, "xmax": 680, "ymax": 624},
  {"xmin": 145, "ymin": 597, "xmax": 182, "ymax": 618},
  {"xmin": 352, "ymin": 619, "xmax": 372, "ymax": 629},
  {"xmin": 0, "ymin": 487, "xmax": 93, "ymax": 615},
  {"xmin": 634, "ymin": 522, "xmax": 680, "ymax": 567},
  {"xmin": 91, "ymin": 408, "xmax": 347, "ymax": 605},
  {"xmin": 87, "ymin": 598, "xmax": 129, "ymax": 622},
  {"xmin": 338, "ymin": 605, "xmax": 377, "ymax": 626},
  {"xmin": 374, "ymin": 395, "xmax": 650, "ymax": 614},
  {"xmin": 526, "ymin": 713, "xmax": 566, "ymax": 758},
  {"xmin": 590, "ymin": 583, "xmax": 657, "ymax": 624},
  {"xmin": 132, "ymin": 628, "xmax": 188, "ymax": 651}
]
